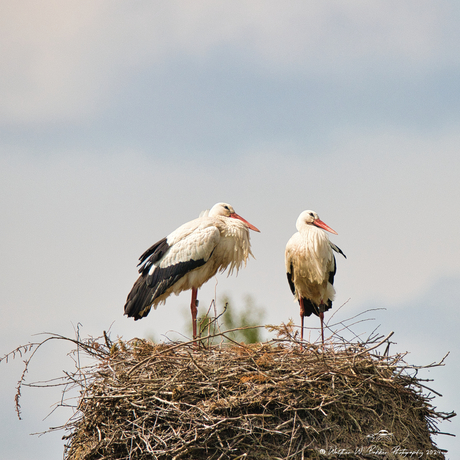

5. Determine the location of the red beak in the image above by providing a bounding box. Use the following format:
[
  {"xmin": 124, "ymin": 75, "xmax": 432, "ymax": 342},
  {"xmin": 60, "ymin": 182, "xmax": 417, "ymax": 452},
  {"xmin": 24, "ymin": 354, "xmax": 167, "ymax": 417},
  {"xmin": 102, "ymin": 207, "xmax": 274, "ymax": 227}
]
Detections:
[
  {"xmin": 230, "ymin": 213, "xmax": 260, "ymax": 232},
  {"xmin": 314, "ymin": 218, "xmax": 338, "ymax": 235}
]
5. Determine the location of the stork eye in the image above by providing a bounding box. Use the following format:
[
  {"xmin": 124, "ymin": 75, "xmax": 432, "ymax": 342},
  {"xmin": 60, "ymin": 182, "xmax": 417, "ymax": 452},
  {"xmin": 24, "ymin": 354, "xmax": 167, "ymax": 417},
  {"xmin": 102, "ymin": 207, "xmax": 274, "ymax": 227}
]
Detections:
[
  {"xmin": 309, "ymin": 212, "xmax": 314, "ymax": 217},
  {"xmin": 224, "ymin": 205, "xmax": 230, "ymax": 211}
]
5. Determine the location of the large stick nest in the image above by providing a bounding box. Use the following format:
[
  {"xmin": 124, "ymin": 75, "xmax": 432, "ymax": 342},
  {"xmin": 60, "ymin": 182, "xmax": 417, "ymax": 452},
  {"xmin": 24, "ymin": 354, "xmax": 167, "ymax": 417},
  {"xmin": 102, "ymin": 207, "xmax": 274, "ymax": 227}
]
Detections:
[{"xmin": 53, "ymin": 325, "xmax": 454, "ymax": 460}]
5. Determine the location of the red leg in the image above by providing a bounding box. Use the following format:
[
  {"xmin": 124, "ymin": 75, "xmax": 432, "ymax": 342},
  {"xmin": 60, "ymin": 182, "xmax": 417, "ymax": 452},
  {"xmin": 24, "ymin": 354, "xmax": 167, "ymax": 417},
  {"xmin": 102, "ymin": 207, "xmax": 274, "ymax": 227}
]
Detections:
[
  {"xmin": 301, "ymin": 315, "xmax": 305, "ymax": 343},
  {"xmin": 319, "ymin": 311, "xmax": 325, "ymax": 346},
  {"xmin": 299, "ymin": 298, "xmax": 305, "ymax": 342},
  {"xmin": 190, "ymin": 288, "xmax": 198, "ymax": 341}
]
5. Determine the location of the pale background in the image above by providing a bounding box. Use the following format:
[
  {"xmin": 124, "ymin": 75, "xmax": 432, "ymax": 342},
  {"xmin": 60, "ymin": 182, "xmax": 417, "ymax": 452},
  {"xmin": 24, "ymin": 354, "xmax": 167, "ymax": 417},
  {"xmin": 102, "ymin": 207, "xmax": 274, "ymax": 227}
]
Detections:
[{"xmin": 1, "ymin": 1, "xmax": 459, "ymax": 458}]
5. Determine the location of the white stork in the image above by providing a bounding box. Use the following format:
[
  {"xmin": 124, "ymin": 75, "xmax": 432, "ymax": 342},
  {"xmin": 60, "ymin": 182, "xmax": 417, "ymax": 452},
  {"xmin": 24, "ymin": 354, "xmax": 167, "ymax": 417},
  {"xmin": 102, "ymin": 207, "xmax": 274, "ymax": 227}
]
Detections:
[
  {"xmin": 124, "ymin": 203, "xmax": 260, "ymax": 340},
  {"xmin": 285, "ymin": 210, "xmax": 346, "ymax": 345}
]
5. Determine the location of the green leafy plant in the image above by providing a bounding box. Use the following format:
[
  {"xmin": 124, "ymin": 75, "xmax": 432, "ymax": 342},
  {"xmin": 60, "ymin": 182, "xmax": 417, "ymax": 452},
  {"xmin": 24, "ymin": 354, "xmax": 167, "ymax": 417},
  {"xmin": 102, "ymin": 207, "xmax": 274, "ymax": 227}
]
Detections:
[{"xmin": 197, "ymin": 295, "xmax": 265, "ymax": 344}]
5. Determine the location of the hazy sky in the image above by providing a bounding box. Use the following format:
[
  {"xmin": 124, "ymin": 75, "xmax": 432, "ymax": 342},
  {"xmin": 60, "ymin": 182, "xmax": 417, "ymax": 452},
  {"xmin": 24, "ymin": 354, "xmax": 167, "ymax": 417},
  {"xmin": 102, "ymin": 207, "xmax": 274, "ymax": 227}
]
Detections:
[{"xmin": 1, "ymin": 1, "xmax": 459, "ymax": 458}]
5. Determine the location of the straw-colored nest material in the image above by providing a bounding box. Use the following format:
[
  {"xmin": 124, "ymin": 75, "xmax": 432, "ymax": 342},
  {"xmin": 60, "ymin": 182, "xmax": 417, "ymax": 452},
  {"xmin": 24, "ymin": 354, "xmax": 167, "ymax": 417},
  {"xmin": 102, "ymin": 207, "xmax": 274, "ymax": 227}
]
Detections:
[{"xmin": 63, "ymin": 330, "xmax": 453, "ymax": 460}]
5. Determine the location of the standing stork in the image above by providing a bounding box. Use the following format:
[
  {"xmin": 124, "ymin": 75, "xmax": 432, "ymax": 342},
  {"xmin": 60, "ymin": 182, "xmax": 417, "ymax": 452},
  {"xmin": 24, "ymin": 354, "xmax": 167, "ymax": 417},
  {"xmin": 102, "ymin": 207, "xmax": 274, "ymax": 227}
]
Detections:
[
  {"xmin": 124, "ymin": 203, "xmax": 260, "ymax": 340},
  {"xmin": 285, "ymin": 210, "xmax": 346, "ymax": 345}
]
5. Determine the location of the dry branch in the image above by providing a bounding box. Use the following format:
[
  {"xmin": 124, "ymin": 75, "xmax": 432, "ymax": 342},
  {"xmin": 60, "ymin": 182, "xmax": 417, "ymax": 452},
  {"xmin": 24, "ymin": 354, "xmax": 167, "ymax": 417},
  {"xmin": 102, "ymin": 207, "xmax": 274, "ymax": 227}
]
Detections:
[
  {"xmin": 5, "ymin": 325, "xmax": 456, "ymax": 459},
  {"xmin": 56, "ymin": 329, "xmax": 455, "ymax": 459}
]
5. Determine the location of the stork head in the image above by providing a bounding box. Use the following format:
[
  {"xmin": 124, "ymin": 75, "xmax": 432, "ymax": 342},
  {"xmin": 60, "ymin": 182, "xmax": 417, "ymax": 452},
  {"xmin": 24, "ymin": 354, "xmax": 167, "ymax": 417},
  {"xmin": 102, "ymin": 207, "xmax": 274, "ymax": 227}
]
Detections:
[
  {"xmin": 296, "ymin": 210, "xmax": 338, "ymax": 235},
  {"xmin": 209, "ymin": 203, "xmax": 260, "ymax": 232},
  {"xmin": 209, "ymin": 202, "xmax": 236, "ymax": 217}
]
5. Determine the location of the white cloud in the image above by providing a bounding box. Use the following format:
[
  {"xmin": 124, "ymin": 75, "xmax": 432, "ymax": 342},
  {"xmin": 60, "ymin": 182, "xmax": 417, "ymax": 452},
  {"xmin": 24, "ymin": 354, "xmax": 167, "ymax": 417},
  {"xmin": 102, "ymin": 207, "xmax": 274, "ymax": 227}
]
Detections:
[
  {"xmin": 0, "ymin": 1, "xmax": 104, "ymax": 122},
  {"xmin": 0, "ymin": 1, "xmax": 458, "ymax": 123}
]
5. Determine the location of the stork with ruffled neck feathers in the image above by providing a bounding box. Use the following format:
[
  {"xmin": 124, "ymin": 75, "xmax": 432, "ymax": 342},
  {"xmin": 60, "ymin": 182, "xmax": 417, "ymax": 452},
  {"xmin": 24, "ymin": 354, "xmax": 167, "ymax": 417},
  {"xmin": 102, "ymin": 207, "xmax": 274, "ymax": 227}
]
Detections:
[{"xmin": 285, "ymin": 210, "xmax": 346, "ymax": 345}]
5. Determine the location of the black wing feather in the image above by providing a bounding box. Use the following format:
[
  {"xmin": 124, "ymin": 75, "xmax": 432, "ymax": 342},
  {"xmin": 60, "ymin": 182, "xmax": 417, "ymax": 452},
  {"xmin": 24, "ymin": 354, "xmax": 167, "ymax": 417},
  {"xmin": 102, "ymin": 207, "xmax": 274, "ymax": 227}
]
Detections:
[
  {"xmin": 125, "ymin": 233, "xmax": 221, "ymax": 321},
  {"xmin": 287, "ymin": 266, "xmax": 296, "ymax": 296},
  {"xmin": 124, "ymin": 276, "xmax": 154, "ymax": 320},
  {"xmin": 124, "ymin": 257, "xmax": 207, "ymax": 320},
  {"xmin": 328, "ymin": 254, "xmax": 337, "ymax": 285},
  {"xmin": 330, "ymin": 242, "xmax": 346, "ymax": 259},
  {"xmin": 146, "ymin": 258, "xmax": 207, "ymax": 297},
  {"xmin": 300, "ymin": 297, "xmax": 333, "ymax": 318},
  {"xmin": 137, "ymin": 237, "xmax": 170, "ymax": 274},
  {"xmin": 288, "ymin": 244, "xmax": 344, "ymax": 320}
]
